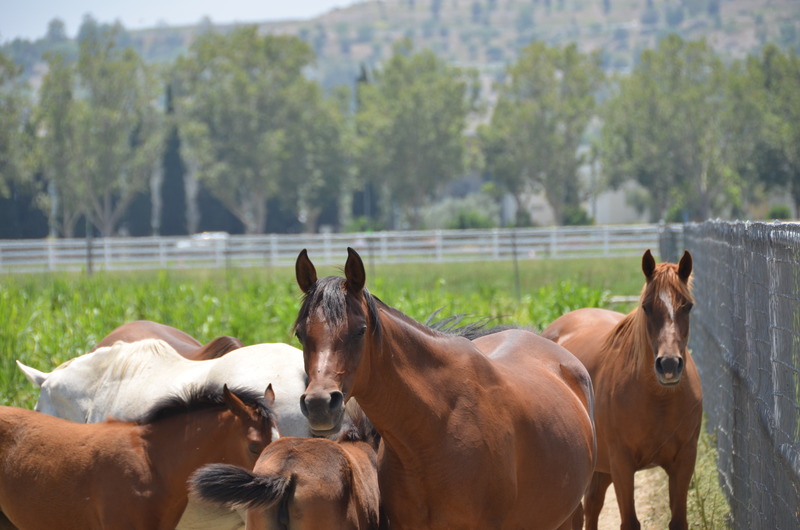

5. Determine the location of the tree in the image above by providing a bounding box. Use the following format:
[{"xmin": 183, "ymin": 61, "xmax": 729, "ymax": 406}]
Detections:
[
  {"xmin": 43, "ymin": 21, "xmax": 164, "ymax": 237},
  {"xmin": 598, "ymin": 35, "xmax": 738, "ymax": 221},
  {"xmin": 173, "ymin": 28, "xmax": 333, "ymax": 234},
  {"xmin": 35, "ymin": 51, "xmax": 83, "ymax": 236},
  {"xmin": 159, "ymin": 84, "xmax": 187, "ymax": 235},
  {"xmin": 751, "ymin": 45, "xmax": 800, "ymax": 215},
  {"xmin": 480, "ymin": 42, "xmax": 603, "ymax": 225},
  {"xmin": 281, "ymin": 84, "xmax": 351, "ymax": 233},
  {"xmin": 355, "ymin": 39, "xmax": 479, "ymax": 229},
  {"xmin": 0, "ymin": 49, "xmax": 31, "ymax": 199}
]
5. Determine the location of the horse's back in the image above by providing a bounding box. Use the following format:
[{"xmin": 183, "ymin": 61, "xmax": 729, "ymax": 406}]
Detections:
[
  {"xmin": 91, "ymin": 320, "xmax": 202, "ymax": 354},
  {"xmin": 473, "ymin": 328, "xmax": 593, "ymax": 411},
  {"xmin": 541, "ymin": 307, "xmax": 624, "ymax": 369}
]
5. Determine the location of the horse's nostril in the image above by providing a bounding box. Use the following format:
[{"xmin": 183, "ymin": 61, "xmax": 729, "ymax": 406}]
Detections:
[
  {"xmin": 299, "ymin": 394, "xmax": 309, "ymax": 416},
  {"xmin": 329, "ymin": 391, "xmax": 344, "ymax": 412},
  {"xmin": 656, "ymin": 356, "xmax": 683, "ymax": 375}
]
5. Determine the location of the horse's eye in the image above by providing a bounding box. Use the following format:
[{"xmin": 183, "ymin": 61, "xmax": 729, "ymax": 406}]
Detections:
[
  {"xmin": 294, "ymin": 330, "xmax": 304, "ymax": 343},
  {"xmin": 354, "ymin": 325, "xmax": 367, "ymax": 339},
  {"xmin": 248, "ymin": 443, "xmax": 262, "ymax": 455},
  {"xmin": 642, "ymin": 302, "xmax": 652, "ymax": 315},
  {"xmin": 682, "ymin": 302, "xmax": 694, "ymax": 313}
]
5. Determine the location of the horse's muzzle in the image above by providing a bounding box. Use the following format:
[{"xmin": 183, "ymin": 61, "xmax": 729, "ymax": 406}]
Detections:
[
  {"xmin": 655, "ymin": 356, "xmax": 684, "ymax": 385},
  {"xmin": 300, "ymin": 389, "xmax": 345, "ymax": 435}
]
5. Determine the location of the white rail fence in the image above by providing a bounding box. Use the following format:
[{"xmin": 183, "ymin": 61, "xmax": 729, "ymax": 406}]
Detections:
[{"xmin": 0, "ymin": 225, "xmax": 660, "ymax": 274}]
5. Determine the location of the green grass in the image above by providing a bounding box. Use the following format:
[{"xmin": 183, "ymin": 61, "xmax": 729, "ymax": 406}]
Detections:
[{"xmin": 2, "ymin": 256, "xmax": 640, "ymax": 408}]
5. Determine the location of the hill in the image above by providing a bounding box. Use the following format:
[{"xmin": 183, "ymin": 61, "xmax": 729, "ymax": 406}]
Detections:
[{"xmin": 120, "ymin": 0, "xmax": 800, "ymax": 91}]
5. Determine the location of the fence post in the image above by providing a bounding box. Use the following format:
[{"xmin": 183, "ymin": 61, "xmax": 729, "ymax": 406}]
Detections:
[
  {"xmin": 159, "ymin": 239, "xmax": 166, "ymax": 269},
  {"xmin": 550, "ymin": 226, "xmax": 558, "ymax": 258},
  {"xmin": 435, "ymin": 230, "xmax": 443, "ymax": 262}
]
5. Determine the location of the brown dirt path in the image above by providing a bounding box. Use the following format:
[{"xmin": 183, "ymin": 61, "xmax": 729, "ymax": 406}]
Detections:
[{"xmin": 596, "ymin": 467, "xmax": 671, "ymax": 529}]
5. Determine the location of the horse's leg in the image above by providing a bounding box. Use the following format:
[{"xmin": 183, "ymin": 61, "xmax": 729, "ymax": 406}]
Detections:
[
  {"xmin": 583, "ymin": 471, "xmax": 611, "ymax": 530},
  {"xmin": 609, "ymin": 460, "xmax": 640, "ymax": 530},
  {"xmin": 665, "ymin": 445, "xmax": 698, "ymax": 530}
]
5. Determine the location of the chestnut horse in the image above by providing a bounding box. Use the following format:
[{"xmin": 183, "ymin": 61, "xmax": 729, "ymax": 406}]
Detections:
[
  {"xmin": 293, "ymin": 248, "xmax": 595, "ymax": 529},
  {"xmin": 91, "ymin": 319, "xmax": 243, "ymax": 360},
  {"xmin": 0, "ymin": 384, "xmax": 277, "ymax": 530},
  {"xmin": 541, "ymin": 250, "xmax": 702, "ymax": 530},
  {"xmin": 190, "ymin": 403, "xmax": 382, "ymax": 529}
]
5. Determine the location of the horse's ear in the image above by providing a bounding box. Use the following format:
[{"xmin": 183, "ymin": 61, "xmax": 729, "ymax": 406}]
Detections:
[
  {"xmin": 642, "ymin": 249, "xmax": 656, "ymax": 281},
  {"xmin": 344, "ymin": 247, "xmax": 366, "ymax": 293},
  {"xmin": 264, "ymin": 383, "xmax": 275, "ymax": 406},
  {"xmin": 222, "ymin": 384, "xmax": 252, "ymax": 419},
  {"xmin": 678, "ymin": 250, "xmax": 693, "ymax": 282},
  {"xmin": 296, "ymin": 249, "xmax": 317, "ymax": 294},
  {"xmin": 16, "ymin": 360, "xmax": 48, "ymax": 388}
]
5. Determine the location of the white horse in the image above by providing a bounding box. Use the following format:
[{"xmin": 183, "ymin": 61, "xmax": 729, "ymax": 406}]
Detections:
[{"xmin": 17, "ymin": 338, "xmax": 308, "ymax": 530}]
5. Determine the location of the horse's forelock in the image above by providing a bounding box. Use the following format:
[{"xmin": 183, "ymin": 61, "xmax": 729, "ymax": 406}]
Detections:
[
  {"xmin": 645, "ymin": 262, "xmax": 695, "ymax": 305},
  {"xmin": 294, "ymin": 276, "xmax": 381, "ymax": 338}
]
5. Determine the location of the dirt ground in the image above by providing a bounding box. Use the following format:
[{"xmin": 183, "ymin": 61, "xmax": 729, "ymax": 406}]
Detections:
[{"xmin": 596, "ymin": 467, "xmax": 671, "ymax": 530}]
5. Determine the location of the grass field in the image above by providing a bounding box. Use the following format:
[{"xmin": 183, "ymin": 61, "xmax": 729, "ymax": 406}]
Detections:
[{"xmin": 0, "ymin": 255, "xmax": 729, "ymax": 526}]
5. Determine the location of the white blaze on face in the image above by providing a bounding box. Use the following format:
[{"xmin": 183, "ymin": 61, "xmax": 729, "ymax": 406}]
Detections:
[{"xmin": 659, "ymin": 290, "xmax": 675, "ymax": 321}]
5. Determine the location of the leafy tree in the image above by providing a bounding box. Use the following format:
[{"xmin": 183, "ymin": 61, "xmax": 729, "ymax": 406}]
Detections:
[
  {"xmin": 751, "ymin": 45, "xmax": 800, "ymax": 215},
  {"xmin": 599, "ymin": 35, "xmax": 738, "ymax": 221},
  {"xmin": 355, "ymin": 39, "xmax": 479, "ymax": 228},
  {"xmin": 0, "ymin": 49, "xmax": 31, "ymax": 198},
  {"xmin": 159, "ymin": 84, "xmax": 187, "ymax": 235},
  {"xmin": 35, "ymin": 51, "xmax": 82, "ymax": 236},
  {"xmin": 41, "ymin": 21, "xmax": 164, "ymax": 237},
  {"xmin": 480, "ymin": 42, "xmax": 603, "ymax": 225},
  {"xmin": 0, "ymin": 49, "xmax": 42, "ymax": 238},
  {"xmin": 281, "ymin": 84, "xmax": 351, "ymax": 233},
  {"xmin": 173, "ymin": 28, "xmax": 338, "ymax": 234}
]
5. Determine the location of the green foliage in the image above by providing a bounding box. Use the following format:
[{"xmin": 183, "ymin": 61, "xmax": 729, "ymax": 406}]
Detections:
[
  {"xmin": 173, "ymin": 28, "xmax": 346, "ymax": 234},
  {"xmin": 768, "ymin": 204, "xmax": 792, "ymax": 220},
  {"xmin": 480, "ymin": 41, "xmax": 604, "ymax": 225},
  {"xmin": 354, "ymin": 39, "xmax": 480, "ymax": 229},
  {"xmin": 688, "ymin": 421, "xmax": 733, "ymax": 529},
  {"xmin": 0, "ymin": 48, "xmax": 33, "ymax": 198},
  {"xmin": 70, "ymin": 23, "xmax": 164, "ymax": 236},
  {"xmin": 599, "ymin": 35, "xmax": 741, "ymax": 222},
  {"xmin": 1, "ymin": 256, "xmax": 643, "ymax": 407},
  {"xmin": 420, "ymin": 192, "xmax": 499, "ymax": 229}
]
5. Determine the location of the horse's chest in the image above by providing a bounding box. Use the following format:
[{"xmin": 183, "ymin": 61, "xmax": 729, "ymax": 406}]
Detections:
[{"xmin": 596, "ymin": 383, "xmax": 699, "ymax": 464}]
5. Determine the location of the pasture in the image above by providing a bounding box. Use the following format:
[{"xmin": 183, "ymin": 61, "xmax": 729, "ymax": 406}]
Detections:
[{"xmin": 0, "ymin": 255, "xmax": 729, "ymax": 527}]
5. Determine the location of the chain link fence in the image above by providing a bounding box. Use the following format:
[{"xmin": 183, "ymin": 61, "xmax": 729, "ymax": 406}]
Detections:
[{"xmin": 661, "ymin": 221, "xmax": 800, "ymax": 529}]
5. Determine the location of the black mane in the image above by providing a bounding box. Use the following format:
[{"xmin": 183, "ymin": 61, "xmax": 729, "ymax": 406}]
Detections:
[
  {"xmin": 425, "ymin": 309, "xmax": 526, "ymax": 340},
  {"xmin": 294, "ymin": 275, "xmax": 382, "ymax": 338},
  {"xmin": 139, "ymin": 384, "xmax": 275, "ymax": 425}
]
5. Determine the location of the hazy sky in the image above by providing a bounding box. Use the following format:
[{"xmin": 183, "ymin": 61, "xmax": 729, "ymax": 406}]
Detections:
[{"xmin": 1, "ymin": 1, "xmax": 358, "ymax": 42}]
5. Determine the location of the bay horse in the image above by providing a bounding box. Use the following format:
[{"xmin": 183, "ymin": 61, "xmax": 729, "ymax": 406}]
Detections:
[
  {"xmin": 541, "ymin": 250, "xmax": 702, "ymax": 530},
  {"xmin": 91, "ymin": 319, "xmax": 244, "ymax": 360},
  {"xmin": 293, "ymin": 248, "xmax": 596, "ymax": 529},
  {"xmin": 190, "ymin": 402, "xmax": 382, "ymax": 529},
  {"xmin": 0, "ymin": 384, "xmax": 278, "ymax": 530}
]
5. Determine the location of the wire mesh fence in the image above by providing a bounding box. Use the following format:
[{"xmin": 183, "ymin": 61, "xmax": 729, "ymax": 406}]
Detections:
[{"xmin": 661, "ymin": 221, "xmax": 800, "ymax": 529}]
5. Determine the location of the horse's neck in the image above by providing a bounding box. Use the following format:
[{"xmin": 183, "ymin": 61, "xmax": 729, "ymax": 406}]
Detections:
[
  {"xmin": 140, "ymin": 409, "xmax": 240, "ymax": 487},
  {"xmin": 354, "ymin": 309, "xmax": 481, "ymax": 451}
]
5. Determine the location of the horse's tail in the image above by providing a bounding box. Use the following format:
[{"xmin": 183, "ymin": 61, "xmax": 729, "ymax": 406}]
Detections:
[{"xmin": 189, "ymin": 463, "xmax": 291, "ymax": 510}]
